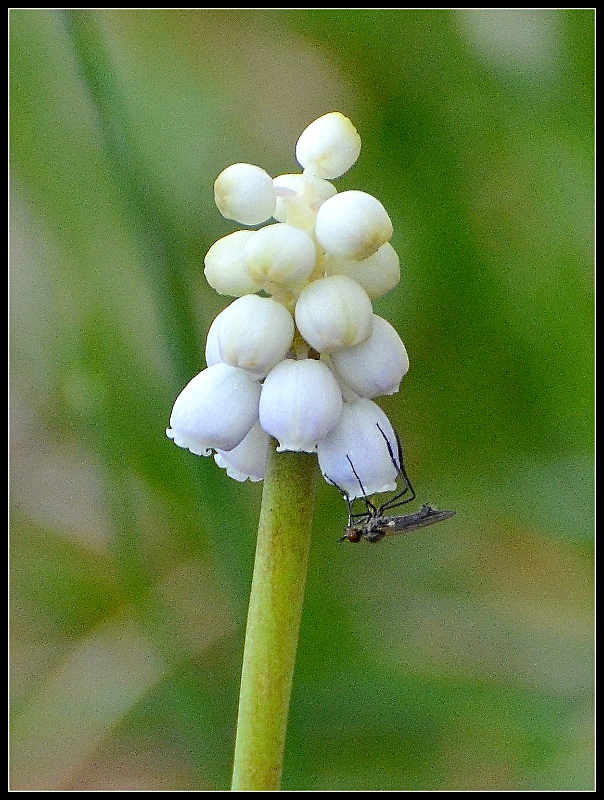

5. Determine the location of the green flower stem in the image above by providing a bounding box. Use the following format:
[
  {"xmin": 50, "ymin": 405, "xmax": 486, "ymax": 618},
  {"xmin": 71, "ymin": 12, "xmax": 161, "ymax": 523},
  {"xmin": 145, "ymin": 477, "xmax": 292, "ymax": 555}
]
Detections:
[{"xmin": 231, "ymin": 445, "xmax": 318, "ymax": 791}]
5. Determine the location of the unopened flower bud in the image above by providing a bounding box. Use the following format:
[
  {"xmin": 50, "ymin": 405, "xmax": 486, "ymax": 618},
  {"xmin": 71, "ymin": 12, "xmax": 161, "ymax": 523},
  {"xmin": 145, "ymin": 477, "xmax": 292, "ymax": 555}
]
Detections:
[
  {"xmin": 315, "ymin": 190, "xmax": 393, "ymax": 261},
  {"xmin": 204, "ymin": 230, "xmax": 260, "ymax": 296},
  {"xmin": 326, "ymin": 242, "xmax": 400, "ymax": 299},
  {"xmin": 166, "ymin": 363, "xmax": 261, "ymax": 455},
  {"xmin": 210, "ymin": 294, "xmax": 295, "ymax": 378},
  {"xmin": 330, "ymin": 315, "xmax": 409, "ymax": 398},
  {"xmin": 214, "ymin": 163, "xmax": 276, "ymax": 226},
  {"xmin": 295, "ymin": 112, "xmax": 361, "ymax": 179},
  {"xmin": 295, "ymin": 275, "xmax": 373, "ymax": 352},
  {"xmin": 244, "ymin": 222, "xmax": 317, "ymax": 291},
  {"xmin": 259, "ymin": 359, "xmax": 343, "ymax": 452}
]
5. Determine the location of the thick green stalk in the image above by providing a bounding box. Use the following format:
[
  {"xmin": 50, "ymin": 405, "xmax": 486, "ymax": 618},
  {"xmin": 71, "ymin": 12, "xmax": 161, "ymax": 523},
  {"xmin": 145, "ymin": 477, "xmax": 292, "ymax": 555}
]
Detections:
[{"xmin": 231, "ymin": 446, "xmax": 318, "ymax": 791}]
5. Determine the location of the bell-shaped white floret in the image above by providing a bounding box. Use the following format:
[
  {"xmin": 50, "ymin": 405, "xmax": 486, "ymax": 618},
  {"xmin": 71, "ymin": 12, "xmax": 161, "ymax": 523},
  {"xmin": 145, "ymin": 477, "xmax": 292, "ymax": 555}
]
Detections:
[
  {"xmin": 214, "ymin": 163, "xmax": 276, "ymax": 226},
  {"xmin": 295, "ymin": 112, "xmax": 361, "ymax": 179},
  {"xmin": 214, "ymin": 422, "xmax": 270, "ymax": 482},
  {"xmin": 315, "ymin": 190, "xmax": 393, "ymax": 261},
  {"xmin": 325, "ymin": 242, "xmax": 400, "ymax": 299},
  {"xmin": 330, "ymin": 315, "xmax": 409, "ymax": 398},
  {"xmin": 244, "ymin": 222, "xmax": 317, "ymax": 292},
  {"xmin": 209, "ymin": 294, "xmax": 295, "ymax": 379},
  {"xmin": 317, "ymin": 399, "xmax": 400, "ymax": 499},
  {"xmin": 204, "ymin": 230, "xmax": 260, "ymax": 297},
  {"xmin": 295, "ymin": 275, "xmax": 373, "ymax": 352},
  {"xmin": 258, "ymin": 359, "xmax": 343, "ymax": 453},
  {"xmin": 166, "ymin": 363, "xmax": 261, "ymax": 456}
]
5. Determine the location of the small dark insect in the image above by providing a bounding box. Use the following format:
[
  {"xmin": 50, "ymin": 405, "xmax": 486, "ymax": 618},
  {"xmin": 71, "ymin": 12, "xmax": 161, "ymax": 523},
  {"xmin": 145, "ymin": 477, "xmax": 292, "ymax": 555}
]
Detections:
[{"xmin": 327, "ymin": 424, "xmax": 456, "ymax": 543}]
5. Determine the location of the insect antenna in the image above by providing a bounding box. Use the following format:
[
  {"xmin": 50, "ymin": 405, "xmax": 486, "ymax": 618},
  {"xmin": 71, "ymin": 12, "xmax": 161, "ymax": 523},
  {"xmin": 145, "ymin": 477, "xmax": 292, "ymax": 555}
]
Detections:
[{"xmin": 375, "ymin": 423, "xmax": 416, "ymax": 515}]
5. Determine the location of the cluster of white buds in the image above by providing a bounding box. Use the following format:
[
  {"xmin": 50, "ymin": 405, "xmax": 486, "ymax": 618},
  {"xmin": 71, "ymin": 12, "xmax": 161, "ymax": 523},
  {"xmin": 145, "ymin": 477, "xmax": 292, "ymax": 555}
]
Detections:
[{"xmin": 167, "ymin": 112, "xmax": 409, "ymax": 498}]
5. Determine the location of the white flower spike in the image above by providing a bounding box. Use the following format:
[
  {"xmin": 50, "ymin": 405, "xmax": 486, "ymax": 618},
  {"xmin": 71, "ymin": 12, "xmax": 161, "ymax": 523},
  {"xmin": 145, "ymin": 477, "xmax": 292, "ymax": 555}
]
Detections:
[{"xmin": 168, "ymin": 111, "xmax": 419, "ymax": 506}]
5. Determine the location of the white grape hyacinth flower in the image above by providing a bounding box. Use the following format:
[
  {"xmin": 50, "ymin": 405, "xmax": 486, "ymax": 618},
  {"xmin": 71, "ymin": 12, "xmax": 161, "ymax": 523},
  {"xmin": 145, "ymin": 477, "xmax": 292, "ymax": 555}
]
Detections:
[
  {"xmin": 214, "ymin": 163, "xmax": 276, "ymax": 226},
  {"xmin": 244, "ymin": 222, "xmax": 317, "ymax": 294},
  {"xmin": 317, "ymin": 398, "xmax": 401, "ymax": 500},
  {"xmin": 214, "ymin": 422, "xmax": 270, "ymax": 483},
  {"xmin": 294, "ymin": 275, "xmax": 373, "ymax": 352},
  {"xmin": 324, "ymin": 241, "xmax": 401, "ymax": 300},
  {"xmin": 329, "ymin": 314, "xmax": 409, "ymax": 398},
  {"xmin": 315, "ymin": 189, "xmax": 393, "ymax": 261},
  {"xmin": 273, "ymin": 172, "xmax": 336, "ymax": 232},
  {"xmin": 203, "ymin": 230, "xmax": 260, "ymax": 297},
  {"xmin": 205, "ymin": 294, "xmax": 295, "ymax": 379},
  {"xmin": 295, "ymin": 111, "xmax": 361, "ymax": 180},
  {"xmin": 167, "ymin": 363, "xmax": 261, "ymax": 456},
  {"xmin": 258, "ymin": 359, "xmax": 343, "ymax": 453}
]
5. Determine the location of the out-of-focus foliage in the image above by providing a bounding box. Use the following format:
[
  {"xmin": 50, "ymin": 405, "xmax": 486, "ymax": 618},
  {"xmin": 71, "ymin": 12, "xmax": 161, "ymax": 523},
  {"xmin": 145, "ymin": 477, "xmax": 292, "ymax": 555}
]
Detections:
[{"xmin": 10, "ymin": 9, "xmax": 593, "ymax": 791}]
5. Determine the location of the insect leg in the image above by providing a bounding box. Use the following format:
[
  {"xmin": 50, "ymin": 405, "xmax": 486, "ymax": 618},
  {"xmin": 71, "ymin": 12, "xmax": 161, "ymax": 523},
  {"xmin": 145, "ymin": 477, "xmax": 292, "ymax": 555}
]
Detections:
[
  {"xmin": 346, "ymin": 454, "xmax": 378, "ymax": 518},
  {"xmin": 375, "ymin": 423, "xmax": 416, "ymax": 514},
  {"xmin": 325, "ymin": 474, "xmax": 372, "ymax": 542}
]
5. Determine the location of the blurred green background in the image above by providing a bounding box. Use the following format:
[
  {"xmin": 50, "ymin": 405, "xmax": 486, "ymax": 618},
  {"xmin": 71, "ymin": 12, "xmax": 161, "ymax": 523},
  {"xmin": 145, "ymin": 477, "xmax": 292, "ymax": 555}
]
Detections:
[{"xmin": 10, "ymin": 9, "xmax": 594, "ymax": 791}]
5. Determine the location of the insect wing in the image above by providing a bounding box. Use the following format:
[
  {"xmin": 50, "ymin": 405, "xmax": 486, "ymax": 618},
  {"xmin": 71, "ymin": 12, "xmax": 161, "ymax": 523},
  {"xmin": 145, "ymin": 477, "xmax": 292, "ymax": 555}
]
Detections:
[{"xmin": 381, "ymin": 505, "xmax": 456, "ymax": 537}]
